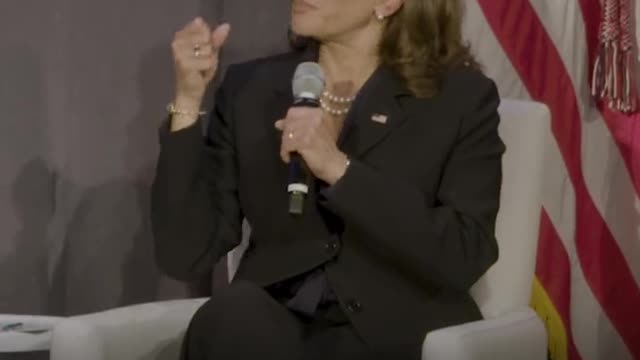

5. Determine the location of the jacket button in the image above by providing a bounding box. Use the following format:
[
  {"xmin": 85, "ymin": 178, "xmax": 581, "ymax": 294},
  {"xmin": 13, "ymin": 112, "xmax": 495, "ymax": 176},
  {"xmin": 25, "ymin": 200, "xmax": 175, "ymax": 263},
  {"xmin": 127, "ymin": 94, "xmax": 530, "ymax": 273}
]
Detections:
[
  {"xmin": 325, "ymin": 241, "xmax": 339, "ymax": 253},
  {"xmin": 346, "ymin": 299, "xmax": 363, "ymax": 314}
]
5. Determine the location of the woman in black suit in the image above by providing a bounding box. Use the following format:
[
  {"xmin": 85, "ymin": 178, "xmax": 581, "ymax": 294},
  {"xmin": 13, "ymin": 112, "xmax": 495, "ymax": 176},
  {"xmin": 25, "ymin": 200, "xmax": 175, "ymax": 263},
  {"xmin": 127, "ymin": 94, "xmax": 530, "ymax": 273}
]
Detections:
[{"xmin": 152, "ymin": 0, "xmax": 505, "ymax": 359}]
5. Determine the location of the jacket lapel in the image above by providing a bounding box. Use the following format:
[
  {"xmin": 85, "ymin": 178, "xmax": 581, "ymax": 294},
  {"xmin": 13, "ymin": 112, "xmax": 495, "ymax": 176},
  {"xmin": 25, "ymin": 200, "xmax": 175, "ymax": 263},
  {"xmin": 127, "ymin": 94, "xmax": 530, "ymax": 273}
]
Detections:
[{"xmin": 339, "ymin": 65, "xmax": 411, "ymax": 157}]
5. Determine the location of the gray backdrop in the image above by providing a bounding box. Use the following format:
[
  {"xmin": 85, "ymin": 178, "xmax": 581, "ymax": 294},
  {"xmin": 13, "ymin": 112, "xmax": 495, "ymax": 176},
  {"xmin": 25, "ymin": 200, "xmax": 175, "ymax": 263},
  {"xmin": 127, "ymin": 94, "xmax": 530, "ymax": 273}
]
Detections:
[{"xmin": 0, "ymin": 0, "xmax": 290, "ymax": 317}]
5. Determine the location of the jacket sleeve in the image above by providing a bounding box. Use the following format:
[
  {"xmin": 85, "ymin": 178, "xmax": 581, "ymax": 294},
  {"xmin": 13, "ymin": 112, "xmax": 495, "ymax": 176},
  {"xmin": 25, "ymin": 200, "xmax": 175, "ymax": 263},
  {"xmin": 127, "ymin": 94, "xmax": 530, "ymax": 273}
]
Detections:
[
  {"xmin": 322, "ymin": 76, "xmax": 504, "ymax": 292},
  {"xmin": 151, "ymin": 66, "xmax": 243, "ymax": 281}
]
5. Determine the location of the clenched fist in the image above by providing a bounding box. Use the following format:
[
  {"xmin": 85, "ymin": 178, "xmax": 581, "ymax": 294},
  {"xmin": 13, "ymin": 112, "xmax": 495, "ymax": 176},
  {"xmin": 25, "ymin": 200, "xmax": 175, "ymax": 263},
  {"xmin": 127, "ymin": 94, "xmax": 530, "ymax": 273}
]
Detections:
[{"xmin": 171, "ymin": 18, "xmax": 231, "ymax": 130}]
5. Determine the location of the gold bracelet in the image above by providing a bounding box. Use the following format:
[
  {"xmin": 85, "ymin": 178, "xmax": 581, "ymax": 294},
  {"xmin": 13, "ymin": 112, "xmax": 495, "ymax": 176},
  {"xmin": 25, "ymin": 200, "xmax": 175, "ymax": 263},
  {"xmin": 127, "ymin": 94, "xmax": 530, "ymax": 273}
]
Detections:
[{"xmin": 166, "ymin": 103, "xmax": 207, "ymax": 117}]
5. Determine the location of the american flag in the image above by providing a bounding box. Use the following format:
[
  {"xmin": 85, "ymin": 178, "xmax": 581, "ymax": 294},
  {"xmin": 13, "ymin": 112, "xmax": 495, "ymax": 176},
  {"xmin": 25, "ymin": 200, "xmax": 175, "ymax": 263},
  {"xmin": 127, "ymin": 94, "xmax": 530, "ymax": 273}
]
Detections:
[{"xmin": 464, "ymin": 1, "xmax": 640, "ymax": 359}]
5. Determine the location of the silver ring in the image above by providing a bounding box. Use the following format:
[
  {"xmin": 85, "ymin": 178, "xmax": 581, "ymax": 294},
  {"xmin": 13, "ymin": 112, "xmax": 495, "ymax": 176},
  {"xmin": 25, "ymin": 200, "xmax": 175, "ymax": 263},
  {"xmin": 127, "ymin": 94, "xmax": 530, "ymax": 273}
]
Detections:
[{"xmin": 288, "ymin": 132, "xmax": 294, "ymax": 140}]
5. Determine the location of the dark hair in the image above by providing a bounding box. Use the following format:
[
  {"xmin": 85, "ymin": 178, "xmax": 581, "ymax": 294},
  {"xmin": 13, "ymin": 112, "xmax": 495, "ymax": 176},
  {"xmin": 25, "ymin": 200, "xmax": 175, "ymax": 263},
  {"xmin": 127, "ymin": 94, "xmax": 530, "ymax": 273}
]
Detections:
[
  {"xmin": 380, "ymin": 0, "xmax": 475, "ymax": 98},
  {"xmin": 291, "ymin": 0, "xmax": 475, "ymax": 98}
]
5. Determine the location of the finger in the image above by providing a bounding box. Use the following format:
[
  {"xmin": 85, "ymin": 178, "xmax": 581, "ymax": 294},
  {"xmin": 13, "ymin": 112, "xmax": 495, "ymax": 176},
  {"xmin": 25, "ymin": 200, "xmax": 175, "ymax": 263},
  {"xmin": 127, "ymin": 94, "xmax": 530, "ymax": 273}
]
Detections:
[
  {"xmin": 174, "ymin": 44, "xmax": 214, "ymax": 62},
  {"xmin": 177, "ymin": 18, "xmax": 211, "ymax": 39},
  {"xmin": 177, "ymin": 19, "xmax": 211, "ymax": 43},
  {"xmin": 172, "ymin": 36, "xmax": 211, "ymax": 54},
  {"xmin": 283, "ymin": 119, "xmax": 315, "ymax": 146},
  {"xmin": 280, "ymin": 148, "xmax": 291, "ymax": 163},
  {"xmin": 177, "ymin": 56, "xmax": 217, "ymax": 73},
  {"xmin": 211, "ymin": 23, "xmax": 231, "ymax": 51},
  {"xmin": 286, "ymin": 106, "xmax": 321, "ymax": 121},
  {"xmin": 284, "ymin": 108, "xmax": 323, "ymax": 135},
  {"xmin": 280, "ymin": 138, "xmax": 292, "ymax": 163},
  {"xmin": 193, "ymin": 44, "xmax": 214, "ymax": 57},
  {"xmin": 280, "ymin": 128, "xmax": 300, "ymax": 164},
  {"xmin": 277, "ymin": 119, "xmax": 305, "ymax": 141},
  {"xmin": 286, "ymin": 107, "xmax": 309, "ymax": 121},
  {"xmin": 188, "ymin": 17, "xmax": 211, "ymax": 34},
  {"xmin": 172, "ymin": 42, "xmax": 208, "ymax": 65}
]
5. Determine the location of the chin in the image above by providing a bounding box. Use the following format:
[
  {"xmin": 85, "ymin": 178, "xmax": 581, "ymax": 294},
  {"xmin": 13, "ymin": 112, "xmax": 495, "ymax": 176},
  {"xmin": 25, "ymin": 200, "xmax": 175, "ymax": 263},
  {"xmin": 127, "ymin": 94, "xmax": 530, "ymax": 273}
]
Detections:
[{"xmin": 290, "ymin": 13, "xmax": 323, "ymax": 38}]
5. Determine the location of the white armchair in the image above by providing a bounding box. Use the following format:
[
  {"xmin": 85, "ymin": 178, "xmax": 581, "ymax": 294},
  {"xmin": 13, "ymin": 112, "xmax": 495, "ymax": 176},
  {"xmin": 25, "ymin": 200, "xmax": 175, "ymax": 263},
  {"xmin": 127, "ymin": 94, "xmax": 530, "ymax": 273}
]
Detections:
[
  {"xmin": 422, "ymin": 99, "xmax": 549, "ymax": 360},
  {"xmin": 50, "ymin": 99, "xmax": 549, "ymax": 360}
]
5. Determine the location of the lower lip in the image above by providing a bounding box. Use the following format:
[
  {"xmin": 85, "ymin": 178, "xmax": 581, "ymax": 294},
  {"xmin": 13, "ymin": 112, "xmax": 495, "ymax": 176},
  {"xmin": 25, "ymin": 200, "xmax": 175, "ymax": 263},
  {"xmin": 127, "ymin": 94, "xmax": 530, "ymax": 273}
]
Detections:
[{"xmin": 292, "ymin": 2, "xmax": 315, "ymax": 14}]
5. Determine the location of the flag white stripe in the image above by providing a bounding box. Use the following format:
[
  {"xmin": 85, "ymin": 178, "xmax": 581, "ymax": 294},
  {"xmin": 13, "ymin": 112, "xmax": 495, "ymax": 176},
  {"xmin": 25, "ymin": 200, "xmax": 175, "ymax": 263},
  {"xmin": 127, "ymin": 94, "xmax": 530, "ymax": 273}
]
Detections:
[{"xmin": 464, "ymin": 0, "xmax": 529, "ymax": 101}]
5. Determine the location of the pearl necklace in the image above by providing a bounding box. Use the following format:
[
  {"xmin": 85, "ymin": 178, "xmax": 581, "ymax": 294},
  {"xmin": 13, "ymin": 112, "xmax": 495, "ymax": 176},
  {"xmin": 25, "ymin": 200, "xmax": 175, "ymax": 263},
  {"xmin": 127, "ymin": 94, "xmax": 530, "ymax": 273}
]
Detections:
[{"xmin": 320, "ymin": 90, "xmax": 356, "ymax": 116}]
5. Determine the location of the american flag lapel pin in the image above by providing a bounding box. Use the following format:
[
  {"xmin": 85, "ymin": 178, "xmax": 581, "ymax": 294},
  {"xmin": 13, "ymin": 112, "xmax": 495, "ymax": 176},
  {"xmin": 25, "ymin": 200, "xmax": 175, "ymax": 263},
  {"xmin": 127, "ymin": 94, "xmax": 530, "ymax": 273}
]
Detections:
[{"xmin": 371, "ymin": 113, "xmax": 388, "ymax": 124}]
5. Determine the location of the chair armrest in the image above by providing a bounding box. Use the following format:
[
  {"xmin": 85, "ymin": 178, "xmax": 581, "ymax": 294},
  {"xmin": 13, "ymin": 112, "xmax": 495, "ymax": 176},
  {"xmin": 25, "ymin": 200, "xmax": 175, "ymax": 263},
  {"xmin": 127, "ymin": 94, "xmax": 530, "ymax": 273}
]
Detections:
[
  {"xmin": 422, "ymin": 308, "xmax": 547, "ymax": 360},
  {"xmin": 51, "ymin": 298, "xmax": 207, "ymax": 360},
  {"xmin": 0, "ymin": 315, "xmax": 62, "ymax": 352}
]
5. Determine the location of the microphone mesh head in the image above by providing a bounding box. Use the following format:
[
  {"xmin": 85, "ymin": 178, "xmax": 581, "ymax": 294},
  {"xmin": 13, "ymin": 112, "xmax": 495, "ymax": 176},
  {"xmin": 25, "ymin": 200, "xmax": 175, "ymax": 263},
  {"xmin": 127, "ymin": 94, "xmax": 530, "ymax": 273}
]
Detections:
[{"xmin": 292, "ymin": 62, "xmax": 325, "ymax": 99}]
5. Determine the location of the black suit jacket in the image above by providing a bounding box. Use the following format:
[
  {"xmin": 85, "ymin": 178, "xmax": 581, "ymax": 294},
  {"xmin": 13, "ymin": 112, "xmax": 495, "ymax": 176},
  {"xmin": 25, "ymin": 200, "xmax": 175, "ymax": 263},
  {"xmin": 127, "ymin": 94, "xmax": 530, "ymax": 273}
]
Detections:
[{"xmin": 151, "ymin": 46, "xmax": 505, "ymax": 358}]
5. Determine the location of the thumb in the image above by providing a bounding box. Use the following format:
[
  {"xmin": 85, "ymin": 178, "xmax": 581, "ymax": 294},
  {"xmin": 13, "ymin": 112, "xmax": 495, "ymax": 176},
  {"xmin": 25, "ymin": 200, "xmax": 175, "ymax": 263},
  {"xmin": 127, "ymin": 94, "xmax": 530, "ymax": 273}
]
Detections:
[{"xmin": 211, "ymin": 23, "xmax": 231, "ymax": 49}]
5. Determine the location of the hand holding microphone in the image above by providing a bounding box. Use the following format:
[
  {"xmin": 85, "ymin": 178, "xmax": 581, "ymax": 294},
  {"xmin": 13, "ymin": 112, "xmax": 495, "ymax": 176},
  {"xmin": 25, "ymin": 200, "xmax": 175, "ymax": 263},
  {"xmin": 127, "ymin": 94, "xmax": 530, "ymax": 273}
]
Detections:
[
  {"xmin": 171, "ymin": 18, "xmax": 231, "ymax": 131},
  {"xmin": 275, "ymin": 108, "xmax": 349, "ymax": 184},
  {"xmin": 275, "ymin": 62, "xmax": 350, "ymax": 214}
]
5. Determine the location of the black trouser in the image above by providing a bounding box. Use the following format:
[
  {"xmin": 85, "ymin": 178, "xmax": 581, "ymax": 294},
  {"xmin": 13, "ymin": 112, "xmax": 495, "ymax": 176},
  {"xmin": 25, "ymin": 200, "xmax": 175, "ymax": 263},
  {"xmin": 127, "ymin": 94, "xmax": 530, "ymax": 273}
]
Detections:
[{"xmin": 181, "ymin": 281, "xmax": 371, "ymax": 360}]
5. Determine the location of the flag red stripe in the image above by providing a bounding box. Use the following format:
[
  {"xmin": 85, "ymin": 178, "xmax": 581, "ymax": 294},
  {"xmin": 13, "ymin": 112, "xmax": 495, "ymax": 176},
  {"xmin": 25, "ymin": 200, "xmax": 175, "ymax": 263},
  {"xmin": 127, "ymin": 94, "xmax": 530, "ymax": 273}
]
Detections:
[
  {"xmin": 537, "ymin": 210, "xmax": 582, "ymax": 359},
  {"xmin": 578, "ymin": 0, "xmax": 640, "ymax": 195},
  {"xmin": 477, "ymin": 1, "xmax": 640, "ymax": 357}
]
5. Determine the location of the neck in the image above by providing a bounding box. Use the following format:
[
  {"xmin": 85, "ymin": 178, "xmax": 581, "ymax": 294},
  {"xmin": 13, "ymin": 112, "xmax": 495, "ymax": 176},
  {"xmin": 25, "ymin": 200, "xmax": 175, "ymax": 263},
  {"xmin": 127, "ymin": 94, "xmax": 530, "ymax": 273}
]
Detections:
[{"xmin": 318, "ymin": 29, "xmax": 381, "ymax": 94}]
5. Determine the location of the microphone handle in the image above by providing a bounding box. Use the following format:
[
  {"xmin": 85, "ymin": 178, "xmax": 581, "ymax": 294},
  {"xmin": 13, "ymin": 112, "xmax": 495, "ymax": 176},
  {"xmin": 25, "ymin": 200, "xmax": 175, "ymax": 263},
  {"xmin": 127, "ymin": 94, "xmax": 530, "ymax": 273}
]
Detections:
[
  {"xmin": 288, "ymin": 152, "xmax": 309, "ymax": 215},
  {"xmin": 287, "ymin": 97, "xmax": 318, "ymax": 215}
]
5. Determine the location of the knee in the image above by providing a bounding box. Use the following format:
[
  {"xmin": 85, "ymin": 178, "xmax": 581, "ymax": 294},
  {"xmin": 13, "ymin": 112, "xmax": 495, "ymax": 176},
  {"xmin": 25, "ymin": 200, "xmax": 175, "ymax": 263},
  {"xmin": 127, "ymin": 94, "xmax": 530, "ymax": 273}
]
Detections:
[
  {"xmin": 216, "ymin": 281, "xmax": 266, "ymax": 310},
  {"xmin": 188, "ymin": 281, "xmax": 268, "ymax": 334},
  {"xmin": 184, "ymin": 282, "xmax": 301, "ymax": 359}
]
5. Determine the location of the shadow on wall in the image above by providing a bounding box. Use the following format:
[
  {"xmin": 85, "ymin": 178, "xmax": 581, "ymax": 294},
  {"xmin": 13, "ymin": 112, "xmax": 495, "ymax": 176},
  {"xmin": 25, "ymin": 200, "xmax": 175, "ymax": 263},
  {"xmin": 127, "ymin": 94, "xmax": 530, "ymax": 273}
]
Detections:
[
  {"xmin": 47, "ymin": 178, "xmax": 157, "ymax": 315},
  {"xmin": 46, "ymin": 44, "xmax": 199, "ymax": 317},
  {"xmin": 0, "ymin": 45, "xmax": 52, "ymax": 316},
  {"xmin": 6, "ymin": 159, "xmax": 54, "ymax": 316}
]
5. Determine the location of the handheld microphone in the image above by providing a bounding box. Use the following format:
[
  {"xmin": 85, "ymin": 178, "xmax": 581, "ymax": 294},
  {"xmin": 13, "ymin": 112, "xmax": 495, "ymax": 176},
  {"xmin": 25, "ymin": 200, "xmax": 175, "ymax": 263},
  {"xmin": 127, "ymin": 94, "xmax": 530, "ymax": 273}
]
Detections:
[{"xmin": 288, "ymin": 62, "xmax": 326, "ymax": 215}]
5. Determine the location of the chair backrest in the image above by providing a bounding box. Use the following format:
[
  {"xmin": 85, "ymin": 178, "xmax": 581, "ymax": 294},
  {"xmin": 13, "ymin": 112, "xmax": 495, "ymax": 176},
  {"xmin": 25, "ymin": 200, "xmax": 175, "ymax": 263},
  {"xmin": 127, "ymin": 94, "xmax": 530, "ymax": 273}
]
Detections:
[
  {"xmin": 229, "ymin": 99, "xmax": 551, "ymax": 319},
  {"xmin": 470, "ymin": 99, "xmax": 550, "ymax": 318}
]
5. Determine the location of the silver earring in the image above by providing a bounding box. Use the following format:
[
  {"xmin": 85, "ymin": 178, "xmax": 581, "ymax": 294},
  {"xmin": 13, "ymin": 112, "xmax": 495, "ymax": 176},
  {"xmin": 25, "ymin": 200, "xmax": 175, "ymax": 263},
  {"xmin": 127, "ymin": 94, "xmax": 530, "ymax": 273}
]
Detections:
[{"xmin": 375, "ymin": 12, "xmax": 385, "ymax": 21}]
